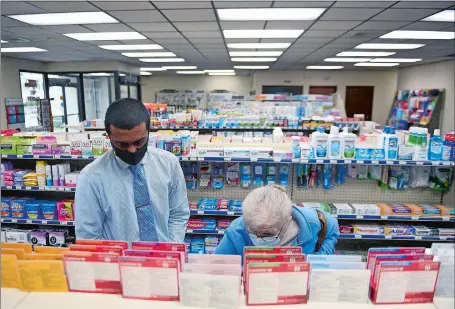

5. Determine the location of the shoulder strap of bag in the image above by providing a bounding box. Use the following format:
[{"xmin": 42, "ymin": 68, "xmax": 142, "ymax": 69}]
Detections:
[{"xmin": 315, "ymin": 209, "xmax": 328, "ymax": 253}]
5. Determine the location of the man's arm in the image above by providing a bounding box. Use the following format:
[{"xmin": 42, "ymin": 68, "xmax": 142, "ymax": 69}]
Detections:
[
  {"xmin": 167, "ymin": 159, "xmax": 190, "ymax": 242},
  {"xmin": 75, "ymin": 172, "xmax": 104, "ymax": 239}
]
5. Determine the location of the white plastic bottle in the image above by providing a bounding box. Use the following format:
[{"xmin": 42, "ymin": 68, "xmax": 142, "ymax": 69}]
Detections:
[
  {"xmin": 328, "ymin": 126, "xmax": 342, "ymax": 159},
  {"xmin": 273, "ymin": 127, "xmax": 284, "ymax": 143},
  {"xmin": 311, "ymin": 127, "xmax": 328, "ymax": 159},
  {"xmin": 340, "ymin": 127, "xmax": 357, "ymax": 159},
  {"xmin": 384, "ymin": 127, "xmax": 399, "ymax": 160}
]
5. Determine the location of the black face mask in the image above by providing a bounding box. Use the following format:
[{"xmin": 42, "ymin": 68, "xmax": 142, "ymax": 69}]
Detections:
[{"xmin": 112, "ymin": 139, "xmax": 148, "ymax": 166}]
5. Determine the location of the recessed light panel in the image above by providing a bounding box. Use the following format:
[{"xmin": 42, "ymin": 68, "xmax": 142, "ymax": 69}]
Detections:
[
  {"xmin": 354, "ymin": 43, "xmax": 425, "ymax": 50},
  {"xmin": 1, "ymin": 47, "xmax": 47, "ymax": 52},
  {"xmin": 227, "ymin": 43, "xmax": 291, "ymax": 49},
  {"xmin": 422, "ymin": 10, "xmax": 455, "ymax": 22},
  {"xmin": 224, "ymin": 30, "xmax": 303, "ymax": 39},
  {"xmin": 140, "ymin": 72, "xmax": 152, "ymax": 76},
  {"xmin": 229, "ymin": 51, "xmax": 283, "ymax": 57},
  {"xmin": 163, "ymin": 66, "xmax": 197, "ymax": 70},
  {"xmin": 380, "ymin": 30, "xmax": 455, "ymax": 40},
  {"xmin": 336, "ymin": 51, "xmax": 395, "ymax": 57},
  {"xmin": 369, "ymin": 58, "xmax": 422, "ymax": 63},
  {"xmin": 100, "ymin": 44, "xmax": 163, "ymax": 50},
  {"xmin": 204, "ymin": 70, "xmax": 234, "ymax": 73},
  {"xmin": 140, "ymin": 58, "xmax": 185, "ymax": 62},
  {"xmin": 231, "ymin": 57, "xmax": 277, "ymax": 62},
  {"xmin": 64, "ymin": 32, "xmax": 146, "ymax": 41},
  {"xmin": 8, "ymin": 12, "xmax": 118, "ymax": 25},
  {"xmin": 1, "ymin": 40, "xmax": 8, "ymax": 43},
  {"xmin": 141, "ymin": 68, "xmax": 167, "ymax": 71},
  {"xmin": 324, "ymin": 58, "xmax": 371, "ymax": 62},
  {"xmin": 218, "ymin": 8, "xmax": 325, "ymax": 21},
  {"xmin": 209, "ymin": 72, "xmax": 236, "ymax": 76},
  {"xmin": 122, "ymin": 52, "xmax": 176, "ymax": 57},
  {"xmin": 355, "ymin": 63, "xmax": 399, "ymax": 67},
  {"xmin": 177, "ymin": 71, "xmax": 205, "ymax": 74},
  {"xmin": 86, "ymin": 73, "xmax": 112, "ymax": 76},
  {"xmin": 234, "ymin": 66, "xmax": 269, "ymax": 69},
  {"xmin": 306, "ymin": 66, "xmax": 344, "ymax": 69}
]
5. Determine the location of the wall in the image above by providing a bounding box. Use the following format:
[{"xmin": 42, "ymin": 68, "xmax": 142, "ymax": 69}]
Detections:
[
  {"xmin": 254, "ymin": 70, "xmax": 398, "ymax": 125},
  {"xmin": 0, "ymin": 56, "xmax": 47, "ymax": 128},
  {"xmin": 46, "ymin": 61, "xmax": 139, "ymax": 74},
  {"xmin": 140, "ymin": 75, "xmax": 254, "ymax": 103}
]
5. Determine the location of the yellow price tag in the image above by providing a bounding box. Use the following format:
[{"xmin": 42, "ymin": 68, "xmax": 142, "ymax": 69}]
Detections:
[
  {"xmin": 18, "ymin": 260, "xmax": 68, "ymax": 292},
  {"xmin": 2, "ymin": 243, "xmax": 32, "ymax": 253},
  {"xmin": 1, "ymin": 254, "xmax": 21, "ymax": 288}
]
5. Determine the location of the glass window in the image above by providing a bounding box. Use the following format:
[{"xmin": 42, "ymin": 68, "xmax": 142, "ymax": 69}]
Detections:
[
  {"xmin": 20, "ymin": 71, "xmax": 46, "ymax": 128},
  {"xmin": 83, "ymin": 73, "xmax": 114, "ymax": 121},
  {"xmin": 129, "ymin": 85, "xmax": 138, "ymax": 99},
  {"xmin": 120, "ymin": 84, "xmax": 129, "ymax": 99}
]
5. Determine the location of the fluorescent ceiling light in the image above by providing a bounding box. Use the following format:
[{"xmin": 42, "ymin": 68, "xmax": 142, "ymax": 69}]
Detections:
[
  {"xmin": 177, "ymin": 71, "xmax": 205, "ymax": 74},
  {"xmin": 224, "ymin": 30, "xmax": 303, "ymax": 39},
  {"xmin": 122, "ymin": 52, "xmax": 176, "ymax": 57},
  {"xmin": 141, "ymin": 67, "xmax": 167, "ymax": 71},
  {"xmin": 209, "ymin": 72, "xmax": 236, "ymax": 76},
  {"xmin": 119, "ymin": 73, "xmax": 126, "ymax": 76},
  {"xmin": 306, "ymin": 66, "xmax": 344, "ymax": 70},
  {"xmin": 324, "ymin": 58, "xmax": 371, "ymax": 62},
  {"xmin": 234, "ymin": 66, "xmax": 269, "ymax": 69},
  {"xmin": 369, "ymin": 58, "xmax": 422, "ymax": 63},
  {"xmin": 140, "ymin": 72, "xmax": 152, "ymax": 76},
  {"xmin": 217, "ymin": 8, "xmax": 325, "ymax": 21},
  {"xmin": 1, "ymin": 40, "xmax": 8, "ymax": 43},
  {"xmin": 380, "ymin": 30, "xmax": 455, "ymax": 40},
  {"xmin": 140, "ymin": 58, "xmax": 185, "ymax": 62},
  {"xmin": 8, "ymin": 12, "xmax": 118, "ymax": 25},
  {"xmin": 162, "ymin": 66, "xmax": 197, "ymax": 70},
  {"xmin": 231, "ymin": 57, "xmax": 277, "ymax": 62},
  {"xmin": 227, "ymin": 43, "xmax": 291, "ymax": 49},
  {"xmin": 204, "ymin": 70, "xmax": 234, "ymax": 73},
  {"xmin": 422, "ymin": 10, "xmax": 455, "ymax": 22},
  {"xmin": 354, "ymin": 43, "xmax": 425, "ymax": 50},
  {"xmin": 229, "ymin": 51, "xmax": 282, "ymax": 57},
  {"xmin": 99, "ymin": 44, "xmax": 163, "ymax": 50},
  {"xmin": 64, "ymin": 32, "xmax": 146, "ymax": 41},
  {"xmin": 336, "ymin": 51, "xmax": 395, "ymax": 57},
  {"xmin": 1, "ymin": 47, "xmax": 47, "ymax": 52},
  {"xmin": 355, "ymin": 63, "xmax": 399, "ymax": 67},
  {"xmin": 86, "ymin": 73, "xmax": 111, "ymax": 76}
]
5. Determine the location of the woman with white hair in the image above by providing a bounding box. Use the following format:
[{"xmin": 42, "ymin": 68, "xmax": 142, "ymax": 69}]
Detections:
[{"xmin": 215, "ymin": 184, "xmax": 339, "ymax": 257}]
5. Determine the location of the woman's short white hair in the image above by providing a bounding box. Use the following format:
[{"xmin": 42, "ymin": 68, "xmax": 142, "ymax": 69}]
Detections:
[{"xmin": 243, "ymin": 184, "xmax": 292, "ymax": 234}]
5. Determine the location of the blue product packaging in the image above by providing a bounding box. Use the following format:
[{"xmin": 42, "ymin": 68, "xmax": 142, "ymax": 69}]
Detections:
[
  {"xmin": 309, "ymin": 261, "xmax": 367, "ymax": 270},
  {"xmin": 197, "ymin": 199, "xmax": 218, "ymax": 210},
  {"xmin": 228, "ymin": 200, "xmax": 242, "ymax": 211},
  {"xmin": 323, "ymin": 164, "xmax": 331, "ymax": 190},
  {"xmin": 1, "ymin": 197, "xmax": 13, "ymax": 218},
  {"xmin": 10, "ymin": 198, "xmax": 29, "ymax": 219},
  {"xmin": 355, "ymin": 147, "xmax": 371, "ymax": 160},
  {"xmin": 190, "ymin": 236, "xmax": 205, "ymax": 254},
  {"xmin": 40, "ymin": 201, "xmax": 58, "ymax": 220},
  {"xmin": 279, "ymin": 165, "xmax": 290, "ymax": 188},
  {"xmin": 371, "ymin": 148, "xmax": 385, "ymax": 160},
  {"xmin": 25, "ymin": 200, "xmax": 41, "ymax": 220},
  {"xmin": 442, "ymin": 140, "xmax": 453, "ymax": 161}
]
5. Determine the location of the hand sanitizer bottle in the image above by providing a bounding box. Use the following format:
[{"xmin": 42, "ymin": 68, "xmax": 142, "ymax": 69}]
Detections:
[
  {"xmin": 327, "ymin": 126, "xmax": 342, "ymax": 159},
  {"xmin": 428, "ymin": 129, "xmax": 443, "ymax": 161}
]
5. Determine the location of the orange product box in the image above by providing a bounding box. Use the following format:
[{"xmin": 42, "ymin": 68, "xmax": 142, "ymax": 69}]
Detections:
[
  {"xmin": 24, "ymin": 253, "xmax": 63, "ymax": 260},
  {"xmin": 1, "ymin": 248, "xmax": 25, "ymax": 260},
  {"xmin": 34, "ymin": 247, "xmax": 69, "ymax": 254},
  {"xmin": 76, "ymin": 239, "xmax": 128, "ymax": 250},
  {"xmin": 434, "ymin": 205, "xmax": 451, "ymax": 217},
  {"xmin": 376, "ymin": 204, "xmax": 418, "ymax": 216},
  {"xmin": 69, "ymin": 244, "xmax": 123, "ymax": 256},
  {"xmin": 2, "ymin": 243, "xmax": 32, "ymax": 253}
]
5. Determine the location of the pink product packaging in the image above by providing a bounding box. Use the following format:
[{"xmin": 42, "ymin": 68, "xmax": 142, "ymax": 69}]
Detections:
[
  {"xmin": 70, "ymin": 141, "xmax": 82, "ymax": 155},
  {"xmin": 32, "ymin": 136, "xmax": 57, "ymax": 155},
  {"xmin": 217, "ymin": 220, "xmax": 232, "ymax": 230}
]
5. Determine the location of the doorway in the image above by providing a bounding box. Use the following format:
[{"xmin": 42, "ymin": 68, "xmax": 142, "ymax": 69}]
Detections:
[
  {"xmin": 345, "ymin": 86, "xmax": 374, "ymax": 121},
  {"xmin": 309, "ymin": 86, "xmax": 337, "ymax": 95},
  {"xmin": 262, "ymin": 85, "xmax": 303, "ymax": 95}
]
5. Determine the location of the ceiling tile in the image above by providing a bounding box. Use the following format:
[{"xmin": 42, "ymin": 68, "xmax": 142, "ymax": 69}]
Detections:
[
  {"xmin": 1, "ymin": 1, "xmax": 47, "ymax": 15},
  {"xmin": 342, "ymin": 30, "xmax": 387, "ymax": 39},
  {"xmin": 354, "ymin": 21, "xmax": 410, "ymax": 31},
  {"xmin": 220, "ymin": 21, "xmax": 266, "ymax": 30},
  {"xmin": 294, "ymin": 37, "xmax": 332, "ymax": 44},
  {"xmin": 183, "ymin": 31, "xmax": 221, "ymax": 38},
  {"xmin": 303, "ymin": 30, "xmax": 345, "ymax": 38},
  {"xmin": 401, "ymin": 22, "xmax": 454, "ymax": 31},
  {"xmin": 107, "ymin": 10, "xmax": 165, "ymax": 23},
  {"xmin": 83, "ymin": 40, "xmax": 123, "ymax": 46},
  {"xmin": 265, "ymin": 21, "xmax": 313, "ymax": 30},
  {"xmin": 174, "ymin": 22, "xmax": 219, "ymax": 31},
  {"xmin": 31, "ymin": 1, "xmax": 98, "ymax": 13},
  {"xmin": 224, "ymin": 38, "xmax": 261, "ymax": 43},
  {"xmin": 213, "ymin": 1, "xmax": 273, "ymax": 8},
  {"xmin": 83, "ymin": 24, "xmax": 132, "ymax": 32},
  {"xmin": 392, "ymin": 1, "xmax": 454, "ymax": 9},
  {"xmin": 1, "ymin": 16, "xmax": 29, "ymax": 27},
  {"xmin": 320, "ymin": 8, "xmax": 383, "ymax": 21},
  {"xmin": 189, "ymin": 38, "xmax": 225, "ymax": 43},
  {"xmin": 333, "ymin": 1, "xmax": 395, "ymax": 8},
  {"xmin": 128, "ymin": 22, "xmax": 175, "ymax": 32},
  {"xmin": 331, "ymin": 37, "xmax": 372, "ymax": 44},
  {"xmin": 91, "ymin": 1, "xmax": 154, "ymax": 11},
  {"xmin": 259, "ymin": 38, "xmax": 298, "ymax": 43},
  {"xmin": 372, "ymin": 9, "xmax": 440, "ymax": 21},
  {"xmin": 143, "ymin": 31, "xmax": 184, "ymax": 39},
  {"xmin": 40, "ymin": 25, "xmax": 93, "ymax": 34},
  {"xmin": 273, "ymin": 1, "xmax": 333, "ymax": 8},
  {"xmin": 162, "ymin": 9, "xmax": 216, "ymax": 22},
  {"xmin": 2, "ymin": 26, "xmax": 53, "ymax": 35},
  {"xmin": 118, "ymin": 39, "xmax": 157, "ymax": 45},
  {"xmin": 310, "ymin": 21, "xmax": 363, "ymax": 30},
  {"xmin": 153, "ymin": 1, "xmax": 212, "ymax": 9}
]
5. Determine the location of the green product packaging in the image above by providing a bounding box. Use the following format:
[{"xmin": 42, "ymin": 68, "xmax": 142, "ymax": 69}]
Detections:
[
  {"xmin": 92, "ymin": 139, "xmax": 105, "ymax": 156},
  {"xmin": 429, "ymin": 167, "xmax": 452, "ymax": 191},
  {"xmin": 0, "ymin": 136, "xmax": 19, "ymax": 155},
  {"xmin": 16, "ymin": 137, "xmax": 36, "ymax": 155}
]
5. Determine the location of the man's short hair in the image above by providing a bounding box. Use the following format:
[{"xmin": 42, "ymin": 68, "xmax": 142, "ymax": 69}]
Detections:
[{"xmin": 104, "ymin": 98, "xmax": 150, "ymax": 134}]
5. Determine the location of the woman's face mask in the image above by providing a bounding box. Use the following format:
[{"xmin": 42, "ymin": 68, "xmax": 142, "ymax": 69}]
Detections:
[{"xmin": 249, "ymin": 234, "xmax": 281, "ymax": 247}]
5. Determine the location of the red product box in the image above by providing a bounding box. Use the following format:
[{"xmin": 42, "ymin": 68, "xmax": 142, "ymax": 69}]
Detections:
[
  {"xmin": 217, "ymin": 199, "xmax": 229, "ymax": 210},
  {"xmin": 124, "ymin": 249, "xmax": 183, "ymax": 271},
  {"xmin": 246, "ymin": 262, "xmax": 310, "ymax": 306},
  {"xmin": 371, "ymin": 261, "xmax": 440, "ymax": 305},
  {"xmin": 243, "ymin": 246, "xmax": 302, "ymax": 264},
  {"xmin": 217, "ymin": 219, "xmax": 232, "ymax": 230},
  {"xmin": 63, "ymin": 252, "xmax": 121, "ymax": 294},
  {"xmin": 131, "ymin": 241, "xmax": 186, "ymax": 262},
  {"xmin": 186, "ymin": 218, "xmax": 217, "ymax": 230},
  {"xmin": 371, "ymin": 254, "xmax": 434, "ymax": 287},
  {"xmin": 366, "ymin": 247, "xmax": 426, "ymax": 270},
  {"xmin": 119, "ymin": 256, "xmax": 180, "ymax": 301},
  {"xmin": 189, "ymin": 202, "xmax": 198, "ymax": 210},
  {"xmin": 339, "ymin": 225, "xmax": 354, "ymax": 234},
  {"xmin": 69, "ymin": 244, "xmax": 124, "ymax": 256},
  {"xmin": 76, "ymin": 239, "xmax": 128, "ymax": 250}
]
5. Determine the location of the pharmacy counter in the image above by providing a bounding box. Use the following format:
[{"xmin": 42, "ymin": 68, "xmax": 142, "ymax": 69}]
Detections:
[{"xmin": 2, "ymin": 289, "xmax": 454, "ymax": 309}]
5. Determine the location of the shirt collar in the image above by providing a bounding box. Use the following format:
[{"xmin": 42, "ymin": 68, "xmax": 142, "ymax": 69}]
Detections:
[{"xmin": 113, "ymin": 147, "xmax": 149, "ymax": 169}]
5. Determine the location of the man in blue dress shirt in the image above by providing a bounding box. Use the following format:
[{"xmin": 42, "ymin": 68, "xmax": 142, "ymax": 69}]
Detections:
[{"xmin": 75, "ymin": 98, "xmax": 190, "ymax": 242}]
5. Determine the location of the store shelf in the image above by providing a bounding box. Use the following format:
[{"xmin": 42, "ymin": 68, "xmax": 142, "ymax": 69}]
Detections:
[
  {"xmin": 190, "ymin": 210, "xmax": 242, "ymax": 216},
  {"xmin": 186, "ymin": 229, "xmax": 225, "ymax": 235},
  {"xmin": 1, "ymin": 185, "xmax": 76, "ymax": 192},
  {"xmin": 1, "ymin": 154, "xmax": 99, "ymax": 160},
  {"xmin": 1, "ymin": 218, "xmax": 74, "ymax": 226},
  {"xmin": 339, "ymin": 234, "xmax": 454, "ymax": 241},
  {"xmin": 84, "ymin": 126, "xmax": 359, "ymax": 132}
]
